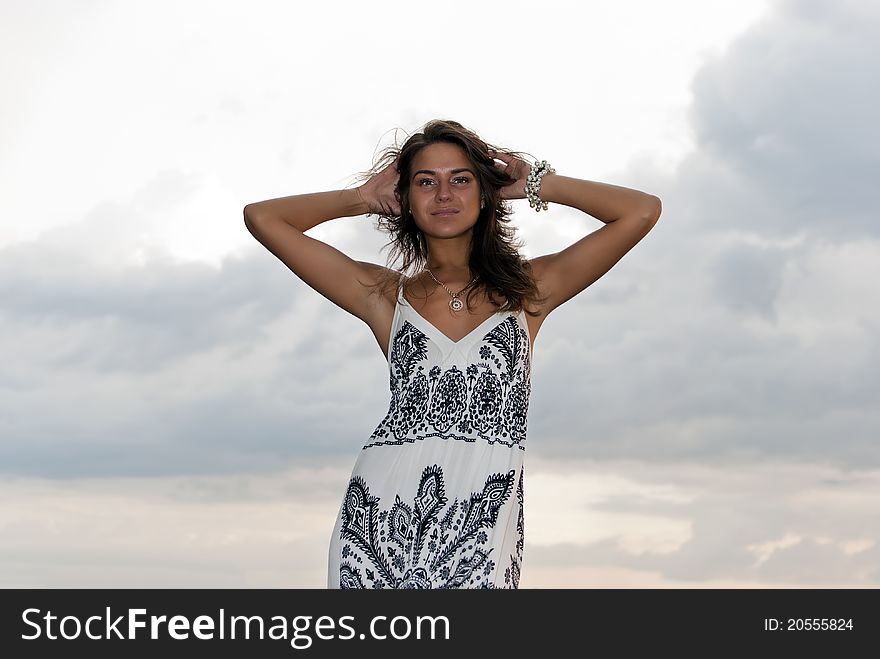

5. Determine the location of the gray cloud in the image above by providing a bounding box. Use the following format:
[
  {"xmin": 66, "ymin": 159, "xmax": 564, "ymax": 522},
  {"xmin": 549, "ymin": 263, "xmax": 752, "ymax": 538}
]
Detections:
[
  {"xmin": 521, "ymin": 458, "xmax": 880, "ymax": 587},
  {"xmin": 712, "ymin": 242, "xmax": 786, "ymax": 318},
  {"xmin": 682, "ymin": 0, "xmax": 879, "ymax": 240},
  {"xmin": 0, "ymin": 241, "xmax": 293, "ymax": 371},
  {"xmin": 0, "ymin": 0, "xmax": 878, "ymax": 591},
  {"xmin": 3, "ymin": 0, "xmax": 879, "ymax": 481},
  {"xmin": 526, "ymin": 0, "xmax": 880, "ymax": 470},
  {"xmin": 0, "ymin": 183, "xmax": 401, "ymax": 478}
]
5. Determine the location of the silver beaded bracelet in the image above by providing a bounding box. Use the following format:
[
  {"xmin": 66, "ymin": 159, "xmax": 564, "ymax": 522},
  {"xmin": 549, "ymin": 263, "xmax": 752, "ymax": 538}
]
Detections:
[{"xmin": 525, "ymin": 159, "xmax": 555, "ymax": 212}]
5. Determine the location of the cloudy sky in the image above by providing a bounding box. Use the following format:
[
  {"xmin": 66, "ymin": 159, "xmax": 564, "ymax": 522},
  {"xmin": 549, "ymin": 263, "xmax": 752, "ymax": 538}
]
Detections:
[{"xmin": 1, "ymin": 0, "xmax": 877, "ymax": 588}]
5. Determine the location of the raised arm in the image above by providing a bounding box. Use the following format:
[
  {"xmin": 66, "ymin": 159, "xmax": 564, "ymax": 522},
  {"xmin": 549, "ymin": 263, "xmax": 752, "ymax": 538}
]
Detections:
[
  {"xmin": 243, "ymin": 158, "xmax": 402, "ymax": 323},
  {"xmin": 490, "ymin": 150, "xmax": 661, "ymax": 316},
  {"xmin": 529, "ymin": 173, "xmax": 662, "ymax": 314}
]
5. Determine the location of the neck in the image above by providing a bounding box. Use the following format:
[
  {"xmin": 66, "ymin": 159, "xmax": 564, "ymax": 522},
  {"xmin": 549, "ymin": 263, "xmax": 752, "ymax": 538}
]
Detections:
[{"xmin": 424, "ymin": 241, "xmax": 471, "ymax": 273}]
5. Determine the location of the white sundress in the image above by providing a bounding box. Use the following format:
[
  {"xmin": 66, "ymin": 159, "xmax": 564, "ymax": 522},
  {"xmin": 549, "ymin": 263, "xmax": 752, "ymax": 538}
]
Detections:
[{"xmin": 327, "ymin": 279, "xmax": 532, "ymax": 589}]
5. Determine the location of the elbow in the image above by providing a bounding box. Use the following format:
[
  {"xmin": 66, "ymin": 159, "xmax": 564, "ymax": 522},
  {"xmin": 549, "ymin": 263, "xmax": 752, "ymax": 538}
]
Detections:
[
  {"xmin": 642, "ymin": 195, "xmax": 662, "ymax": 222},
  {"xmin": 243, "ymin": 205, "xmax": 266, "ymax": 238},
  {"xmin": 243, "ymin": 203, "xmax": 260, "ymax": 228}
]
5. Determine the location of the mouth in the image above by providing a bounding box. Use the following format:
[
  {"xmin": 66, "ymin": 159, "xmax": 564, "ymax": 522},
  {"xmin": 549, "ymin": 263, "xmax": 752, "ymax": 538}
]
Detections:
[{"xmin": 431, "ymin": 209, "xmax": 460, "ymax": 216}]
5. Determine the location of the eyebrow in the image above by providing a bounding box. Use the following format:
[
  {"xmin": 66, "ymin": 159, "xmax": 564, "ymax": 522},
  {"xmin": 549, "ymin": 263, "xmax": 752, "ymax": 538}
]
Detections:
[{"xmin": 413, "ymin": 168, "xmax": 476, "ymax": 178}]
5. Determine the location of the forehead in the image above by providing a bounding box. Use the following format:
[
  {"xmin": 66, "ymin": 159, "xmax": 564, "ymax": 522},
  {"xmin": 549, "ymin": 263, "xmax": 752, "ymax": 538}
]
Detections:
[{"xmin": 411, "ymin": 142, "xmax": 471, "ymax": 169}]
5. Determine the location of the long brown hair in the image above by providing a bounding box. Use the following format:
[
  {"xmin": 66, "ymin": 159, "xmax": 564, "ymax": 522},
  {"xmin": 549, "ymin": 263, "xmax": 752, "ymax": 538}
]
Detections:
[{"xmin": 353, "ymin": 119, "xmax": 548, "ymax": 317}]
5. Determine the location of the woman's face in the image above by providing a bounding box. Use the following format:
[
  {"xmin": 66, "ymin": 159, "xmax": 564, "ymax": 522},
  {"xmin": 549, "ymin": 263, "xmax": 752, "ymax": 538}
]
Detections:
[{"xmin": 408, "ymin": 142, "xmax": 482, "ymax": 240}]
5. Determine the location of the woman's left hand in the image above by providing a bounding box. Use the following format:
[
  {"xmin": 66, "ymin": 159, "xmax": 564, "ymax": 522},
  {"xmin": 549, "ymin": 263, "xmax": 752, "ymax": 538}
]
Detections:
[{"xmin": 489, "ymin": 149, "xmax": 531, "ymax": 201}]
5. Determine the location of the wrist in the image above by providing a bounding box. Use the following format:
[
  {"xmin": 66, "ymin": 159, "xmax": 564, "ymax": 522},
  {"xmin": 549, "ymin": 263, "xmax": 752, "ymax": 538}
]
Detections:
[
  {"xmin": 525, "ymin": 161, "xmax": 556, "ymax": 211},
  {"xmin": 535, "ymin": 172, "xmax": 560, "ymax": 203},
  {"xmin": 350, "ymin": 186, "xmax": 371, "ymax": 215}
]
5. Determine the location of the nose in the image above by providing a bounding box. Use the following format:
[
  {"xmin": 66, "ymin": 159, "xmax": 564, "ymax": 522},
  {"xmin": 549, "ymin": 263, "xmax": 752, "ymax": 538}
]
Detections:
[{"xmin": 435, "ymin": 180, "xmax": 452, "ymax": 201}]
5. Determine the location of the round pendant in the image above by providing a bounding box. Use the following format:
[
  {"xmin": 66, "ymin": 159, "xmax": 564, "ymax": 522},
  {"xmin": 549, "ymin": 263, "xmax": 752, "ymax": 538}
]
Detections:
[{"xmin": 449, "ymin": 297, "xmax": 463, "ymax": 312}]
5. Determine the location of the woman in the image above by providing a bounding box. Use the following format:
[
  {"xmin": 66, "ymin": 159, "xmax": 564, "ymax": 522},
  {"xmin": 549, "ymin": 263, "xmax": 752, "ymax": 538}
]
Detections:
[{"xmin": 244, "ymin": 119, "xmax": 662, "ymax": 588}]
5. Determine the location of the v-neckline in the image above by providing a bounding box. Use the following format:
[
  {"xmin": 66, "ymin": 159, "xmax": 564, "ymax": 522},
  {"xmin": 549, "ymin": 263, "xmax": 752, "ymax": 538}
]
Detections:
[{"xmin": 399, "ymin": 286, "xmax": 511, "ymax": 348}]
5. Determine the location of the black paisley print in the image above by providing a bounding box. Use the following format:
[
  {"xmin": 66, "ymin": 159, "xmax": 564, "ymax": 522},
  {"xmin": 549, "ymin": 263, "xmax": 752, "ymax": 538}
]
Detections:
[
  {"xmin": 331, "ymin": 303, "xmax": 532, "ymax": 589},
  {"xmin": 366, "ymin": 314, "xmax": 531, "ymax": 449},
  {"xmin": 339, "ymin": 464, "xmax": 517, "ymax": 589}
]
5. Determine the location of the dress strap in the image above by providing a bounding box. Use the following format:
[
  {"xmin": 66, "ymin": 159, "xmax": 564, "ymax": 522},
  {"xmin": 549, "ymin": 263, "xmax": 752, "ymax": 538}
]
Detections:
[
  {"xmin": 386, "ymin": 276, "xmax": 408, "ymax": 364},
  {"xmin": 397, "ymin": 275, "xmax": 408, "ymax": 306}
]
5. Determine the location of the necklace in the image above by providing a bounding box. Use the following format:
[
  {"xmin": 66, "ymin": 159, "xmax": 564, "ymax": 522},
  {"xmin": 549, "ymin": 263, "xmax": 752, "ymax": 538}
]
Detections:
[{"xmin": 424, "ymin": 268, "xmax": 477, "ymax": 312}]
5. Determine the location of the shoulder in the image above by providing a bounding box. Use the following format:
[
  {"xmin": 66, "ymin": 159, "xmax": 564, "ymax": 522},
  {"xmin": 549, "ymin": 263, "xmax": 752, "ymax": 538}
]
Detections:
[{"xmin": 355, "ymin": 261, "xmax": 404, "ymax": 307}]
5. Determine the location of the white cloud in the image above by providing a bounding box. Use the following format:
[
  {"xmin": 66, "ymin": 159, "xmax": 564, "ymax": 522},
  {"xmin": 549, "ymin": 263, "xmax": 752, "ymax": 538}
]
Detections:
[
  {"xmin": 2, "ymin": 0, "xmax": 878, "ymax": 587},
  {"xmin": 3, "ymin": 457, "xmax": 877, "ymax": 587}
]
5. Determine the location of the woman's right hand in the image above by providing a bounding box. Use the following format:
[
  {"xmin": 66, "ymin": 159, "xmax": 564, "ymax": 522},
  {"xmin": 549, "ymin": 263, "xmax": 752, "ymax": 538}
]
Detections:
[{"xmin": 356, "ymin": 156, "xmax": 402, "ymax": 216}]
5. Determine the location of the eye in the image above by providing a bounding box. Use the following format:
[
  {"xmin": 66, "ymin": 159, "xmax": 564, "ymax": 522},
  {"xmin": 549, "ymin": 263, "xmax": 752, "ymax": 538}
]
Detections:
[{"xmin": 416, "ymin": 176, "xmax": 471, "ymax": 186}]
